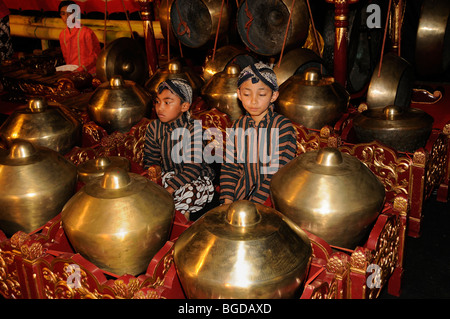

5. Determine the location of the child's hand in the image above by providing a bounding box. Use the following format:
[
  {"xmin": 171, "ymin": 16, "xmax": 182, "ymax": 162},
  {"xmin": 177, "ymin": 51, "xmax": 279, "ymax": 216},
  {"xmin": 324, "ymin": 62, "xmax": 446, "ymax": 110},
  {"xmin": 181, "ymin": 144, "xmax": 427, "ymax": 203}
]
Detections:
[{"xmin": 223, "ymin": 199, "xmax": 233, "ymax": 205}]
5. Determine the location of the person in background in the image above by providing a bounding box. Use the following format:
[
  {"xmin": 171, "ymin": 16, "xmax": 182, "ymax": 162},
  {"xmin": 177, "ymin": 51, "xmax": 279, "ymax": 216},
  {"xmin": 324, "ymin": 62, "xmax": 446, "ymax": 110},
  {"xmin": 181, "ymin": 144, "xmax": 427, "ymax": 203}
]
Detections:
[
  {"xmin": 0, "ymin": 0, "xmax": 13, "ymax": 61},
  {"xmin": 58, "ymin": 0, "xmax": 101, "ymax": 75}
]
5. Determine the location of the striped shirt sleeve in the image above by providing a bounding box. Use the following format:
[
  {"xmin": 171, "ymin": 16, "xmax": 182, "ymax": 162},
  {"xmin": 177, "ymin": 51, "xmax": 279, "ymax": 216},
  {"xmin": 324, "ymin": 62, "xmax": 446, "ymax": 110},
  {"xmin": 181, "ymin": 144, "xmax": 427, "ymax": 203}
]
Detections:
[
  {"xmin": 143, "ymin": 120, "xmax": 162, "ymax": 170},
  {"xmin": 164, "ymin": 119, "xmax": 209, "ymax": 190}
]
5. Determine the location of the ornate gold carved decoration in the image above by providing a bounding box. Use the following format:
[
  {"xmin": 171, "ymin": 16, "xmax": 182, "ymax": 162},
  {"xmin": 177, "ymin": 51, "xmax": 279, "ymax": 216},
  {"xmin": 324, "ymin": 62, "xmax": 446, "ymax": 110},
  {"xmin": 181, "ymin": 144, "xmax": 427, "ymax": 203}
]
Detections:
[
  {"xmin": 340, "ymin": 142, "xmax": 411, "ymax": 199},
  {"xmin": 293, "ymin": 124, "xmax": 321, "ymax": 156},
  {"xmin": 41, "ymin": 263, "xmax": 109, "ymax": 299},
  {"xmin": 0, "ymin": 250, "xmax": 21, "ymax": 298},
  {"xmin": 423, "ymin": 134, "xmax": 448, "ymax": 196}
]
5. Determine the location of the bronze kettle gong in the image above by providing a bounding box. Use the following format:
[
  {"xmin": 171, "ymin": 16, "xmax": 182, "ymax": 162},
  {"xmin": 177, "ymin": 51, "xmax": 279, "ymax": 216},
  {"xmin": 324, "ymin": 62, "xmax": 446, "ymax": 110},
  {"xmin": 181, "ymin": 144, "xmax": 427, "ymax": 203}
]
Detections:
[
  {"xmin": 88, "ymin": 75, "xmax": 151, "ymax": 134},
  {"xmin": 352, "ymin": 105, "xmax": 434, "ymax": 153},
  {"xmin": 201, "ymin": 64, "xmax": 244, "ymax": 121},
  {"xmin": 271, "ymin": 147, "xmax": 386, "ymax": 249},
  {"xmin": 61, "ymin": 167, "xmax": 175, "ymax": 276},
  {"xmin": 145, "ymin": 60, "xmax": 205, "ymax": 99},
  {"xmin": 276, "ymin": 68, "xmax": 349, "ymax": 130},
  {"xmin": 77, "ymin": 156, "xmax": 131, "ymax": 184},
  {"xmin": 0, "ymin": 97, "xmax": 81, "ymax": 155},
  {"xmin": 0, "ymin": 140, "xmax": 78, "ymax": 236},
  {"xmin": 173, "ymin": 200, "xmax": 312, "ymax": 299}
]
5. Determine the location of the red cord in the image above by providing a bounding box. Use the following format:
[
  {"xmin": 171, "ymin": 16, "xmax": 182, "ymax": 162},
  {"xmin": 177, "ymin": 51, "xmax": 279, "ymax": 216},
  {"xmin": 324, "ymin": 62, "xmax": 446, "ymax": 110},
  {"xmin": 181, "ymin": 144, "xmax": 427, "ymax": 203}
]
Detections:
[
  {"xmin": 244, "ymin": 0, "xmax": 258, "ymax": 50},
  {"xmin": 212, "ymin": 0, "xmax": 226, "ymax": 62},
  {"xmin": 278, "ymin": 0, "xmax": 296, "ymax": 67},
  {"xmin": 378, "ymin": 0, "xmax": 392, "ymax": 77}
]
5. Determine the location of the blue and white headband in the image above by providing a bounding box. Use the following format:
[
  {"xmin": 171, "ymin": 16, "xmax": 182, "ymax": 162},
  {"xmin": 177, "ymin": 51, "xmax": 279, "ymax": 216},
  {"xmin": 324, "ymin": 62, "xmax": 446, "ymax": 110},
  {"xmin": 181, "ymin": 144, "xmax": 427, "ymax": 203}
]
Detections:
[
  {"xmin": 157, "ymin": 78, "xmax": 193, "ymax": 104},
  {"xmin": 237, "ymin": 62, "xmax": 279, "ymax": 92}
]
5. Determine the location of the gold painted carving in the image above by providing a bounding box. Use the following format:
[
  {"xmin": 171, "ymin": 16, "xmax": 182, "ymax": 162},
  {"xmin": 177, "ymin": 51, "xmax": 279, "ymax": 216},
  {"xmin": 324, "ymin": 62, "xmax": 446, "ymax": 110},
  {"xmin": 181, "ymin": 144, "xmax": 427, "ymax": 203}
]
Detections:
[
  {"xmin": 10, "ymin": 231, "xmax": 44, "ymax": 260},
  {"xmin": 41, "ymin": 263, "xmax": 112, "ymax": 299},
  {"xmin": 423, "ymin": 134, "xmax": 448, "ymax": 196},
  {"xmin": 0, "ymin": 250, "xmax": 21, "ymax": 298},
  {"xmin": 340, "ymin": 143, "xmax": 411, "ymax": 198},
  {"xmin": 293, "ymin": 124, "xmax": 321, "ymax": 156}
]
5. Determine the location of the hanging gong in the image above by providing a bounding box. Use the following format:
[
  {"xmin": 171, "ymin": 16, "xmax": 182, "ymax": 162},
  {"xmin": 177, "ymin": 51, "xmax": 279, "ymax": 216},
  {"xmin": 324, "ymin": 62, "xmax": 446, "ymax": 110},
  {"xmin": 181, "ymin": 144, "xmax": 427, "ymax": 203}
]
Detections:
[
  {"xmin": 169, "ymin": 0, "xmax": 230, "ymax": 48},
  {"xmin": 366, "ymin": 53, "xmax": 414, "ymax": 111},
  {"xmin": 415, "ymin": 0, "xmax": 450, "ymax": 77},
  {"xmin": 96, "ymin": 37, "xmax": 149, "ymax": 86},
  {"xmin": 273, "ymin": 47, "xmax": 326, "ymax": 86},
  {"xmin": 236, "ymin": 0, "xmax": 309, "ymax": 56},
  {"xmin": 159, "ymin": 0, "xmax": 179, "ymax": 48}
]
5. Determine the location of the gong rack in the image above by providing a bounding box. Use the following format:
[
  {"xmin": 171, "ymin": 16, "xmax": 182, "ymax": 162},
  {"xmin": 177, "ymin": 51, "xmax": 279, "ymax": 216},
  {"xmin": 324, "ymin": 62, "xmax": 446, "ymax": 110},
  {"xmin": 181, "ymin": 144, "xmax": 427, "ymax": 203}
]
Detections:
[
  {"xmin": 0, "ymin": 97, "xmax": 433, "ymax": 299},
  {"xmin": 1, "ymin": 0, "xmax": 449, "ymax": 300}
]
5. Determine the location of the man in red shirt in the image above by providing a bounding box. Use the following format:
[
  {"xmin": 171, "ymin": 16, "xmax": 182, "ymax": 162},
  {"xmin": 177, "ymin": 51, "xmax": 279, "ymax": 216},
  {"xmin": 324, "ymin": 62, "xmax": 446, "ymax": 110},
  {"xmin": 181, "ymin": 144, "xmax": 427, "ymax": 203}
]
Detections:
[
  {"xmin": 0, "ymin": 0, "xmax": 13, "ymax": 61},
  {"xmin": 58, "ymin": 1, "xmax": 101, "ymax": 75}
]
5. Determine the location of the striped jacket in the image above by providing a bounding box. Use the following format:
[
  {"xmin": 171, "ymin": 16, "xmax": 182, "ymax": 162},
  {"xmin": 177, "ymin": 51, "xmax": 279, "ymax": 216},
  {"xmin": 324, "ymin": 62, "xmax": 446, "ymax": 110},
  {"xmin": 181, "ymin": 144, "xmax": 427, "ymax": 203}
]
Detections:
[
  {"xmin": 143, "ymin": 112, "xmax": 215, "ymax": 191},
  {"xmin": 220, "ymin": 105, "xmax": 297, "ymax": 204}
]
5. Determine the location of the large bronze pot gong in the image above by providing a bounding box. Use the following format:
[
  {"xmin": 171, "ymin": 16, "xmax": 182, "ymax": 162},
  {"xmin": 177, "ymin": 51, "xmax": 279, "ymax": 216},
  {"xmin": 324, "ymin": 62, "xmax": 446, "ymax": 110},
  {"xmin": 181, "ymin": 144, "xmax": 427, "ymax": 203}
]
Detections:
[
  {"xmin": 201, "ymin": 64, "xmax": 244, "ymax": 121},
  {"xmin": 0, "ymin": 97, "xmax": 81, "ymax": 154},
  {"xmin": 353, "ymin": 105, "xmax": 434, "ymax": 153},
  {"xmin": 271, "ymin": 147, "xmax": 385, "ymax": 249},
  {"xmin": 88, "ymin": 75, "xmax": 151, "ymax": 134},
  {"xmin": 276, "ymin": 68, "xmax": 349, "ymax": 129},
  {"xmin": 61, "ymin": 167, "xmax": 175, "ymax": 276},
  {"xmin": 173, "ymin": 200, "xmax": 312, "ymax": 299},
  {"xmin": 0, "ymin": 140, "xmax": 78, "ymax": 236}
]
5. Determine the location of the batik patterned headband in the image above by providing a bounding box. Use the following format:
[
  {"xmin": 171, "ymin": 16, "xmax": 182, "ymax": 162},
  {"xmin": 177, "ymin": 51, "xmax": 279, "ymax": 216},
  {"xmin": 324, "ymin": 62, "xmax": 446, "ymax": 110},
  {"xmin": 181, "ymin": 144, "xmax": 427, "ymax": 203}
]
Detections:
[
  {"xmin": 157, "ymin": 78, "xmax": 193, "ymax": 104},
  {"xmin": 237, "ymin": 62, "xmax": 279, "ymax": 92}
]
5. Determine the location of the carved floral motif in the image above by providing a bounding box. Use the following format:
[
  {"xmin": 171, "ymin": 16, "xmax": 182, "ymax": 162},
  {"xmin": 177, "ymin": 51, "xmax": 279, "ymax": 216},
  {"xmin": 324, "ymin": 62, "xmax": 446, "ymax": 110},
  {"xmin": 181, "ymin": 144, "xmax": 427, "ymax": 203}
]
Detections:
[{"xmin": 340, "ymin": 143, "xmax": 411, "ymax": 200}]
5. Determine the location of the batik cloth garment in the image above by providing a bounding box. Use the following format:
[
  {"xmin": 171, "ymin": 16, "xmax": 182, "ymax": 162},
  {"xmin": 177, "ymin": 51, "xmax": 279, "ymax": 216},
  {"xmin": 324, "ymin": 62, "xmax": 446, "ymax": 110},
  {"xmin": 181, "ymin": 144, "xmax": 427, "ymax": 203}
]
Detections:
[
  {"xmin": 162, "ymin": 171, "xmax": 214, "ymax": 215},
  {"xmin": 220, "ymin": 104, "xmax": 297, "ymax": 204},
  {"xmin": 144, "ymin": 111, "xmax": 216, "ymax": 214},
  {"xmin": 59, "ymin": 26, "xmax": 101, "ymax": 75},
  {"xmin": 237, "ymin": 61, "xmax": 279, "ymax": 92},
  {"xmin": 0, "ymin": 2, "xmax": 13, "ymax": 61},
  {"xmin": 157, "ymin": 78, "xmax": 193, "ymax": 104}
]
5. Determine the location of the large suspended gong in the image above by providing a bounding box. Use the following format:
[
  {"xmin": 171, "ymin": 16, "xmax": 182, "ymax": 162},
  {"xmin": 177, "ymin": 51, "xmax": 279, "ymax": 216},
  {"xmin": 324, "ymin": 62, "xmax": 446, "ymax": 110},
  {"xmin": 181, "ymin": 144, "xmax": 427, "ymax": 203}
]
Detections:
[
  {"xmin": 169, "ymin": 0, "xmax": 230, "ymax": 48},
  {"xmin": 96, "ymin": 37, "xmax": 149, "ymax": 86},
  {"xmin": 236, "ymin": 0, "xmax": 309, "ymax": 56},
  {"xmin": 415, "ymin": 0, "xmax": 450, "ymax": 77}
]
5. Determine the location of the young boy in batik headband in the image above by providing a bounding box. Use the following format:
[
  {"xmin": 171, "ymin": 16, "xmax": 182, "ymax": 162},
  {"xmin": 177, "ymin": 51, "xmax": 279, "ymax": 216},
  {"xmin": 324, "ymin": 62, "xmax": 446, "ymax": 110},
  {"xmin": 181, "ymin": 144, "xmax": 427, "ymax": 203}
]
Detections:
[
  {"xmin": 143, "ymin": 78, "xmax": 215, "ymax": 220},
  {"xmin": 220, "ymin": 62, "xmax": 297, "ymax": 205}
]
